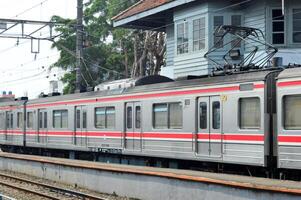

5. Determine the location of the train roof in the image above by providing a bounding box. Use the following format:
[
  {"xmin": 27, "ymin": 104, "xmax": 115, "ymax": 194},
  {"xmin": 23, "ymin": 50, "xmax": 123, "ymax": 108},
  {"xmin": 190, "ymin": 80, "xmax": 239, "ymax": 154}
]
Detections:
[
  {"xmin": 0, "ymin": 69, "xmax": 280, "ymax": 107},
  {"xmin": 277, "ymin": 67, "xmax": 301, "ymax": 80}
]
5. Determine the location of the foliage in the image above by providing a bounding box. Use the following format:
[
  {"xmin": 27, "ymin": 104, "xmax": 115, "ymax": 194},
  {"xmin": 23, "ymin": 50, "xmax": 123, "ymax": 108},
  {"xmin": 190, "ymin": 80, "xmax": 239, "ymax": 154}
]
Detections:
[{"xmin": 51, "ymin": 0, "xmax": 166, "ymax": 94}]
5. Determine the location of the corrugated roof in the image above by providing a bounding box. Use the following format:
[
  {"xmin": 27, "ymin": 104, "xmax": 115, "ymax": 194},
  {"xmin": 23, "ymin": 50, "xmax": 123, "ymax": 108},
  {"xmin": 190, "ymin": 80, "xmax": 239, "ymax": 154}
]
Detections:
[{"xmin": 113, "ymin": 0, "xmax": 173, "ymax": 21}]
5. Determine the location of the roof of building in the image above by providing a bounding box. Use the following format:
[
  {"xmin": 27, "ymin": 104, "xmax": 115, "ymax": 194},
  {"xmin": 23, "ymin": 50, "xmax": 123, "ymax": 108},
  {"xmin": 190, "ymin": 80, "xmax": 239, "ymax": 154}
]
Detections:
[{"xmin": 113, "ymin": 0, "xmax": 173, "ymax": 21}]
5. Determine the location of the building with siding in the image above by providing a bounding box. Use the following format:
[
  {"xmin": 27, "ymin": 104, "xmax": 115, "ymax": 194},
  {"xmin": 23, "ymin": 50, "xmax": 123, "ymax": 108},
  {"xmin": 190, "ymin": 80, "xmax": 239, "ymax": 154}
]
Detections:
[{"xmin": 113, "ymin": 0, "xmax": 301, "ymax": 79}]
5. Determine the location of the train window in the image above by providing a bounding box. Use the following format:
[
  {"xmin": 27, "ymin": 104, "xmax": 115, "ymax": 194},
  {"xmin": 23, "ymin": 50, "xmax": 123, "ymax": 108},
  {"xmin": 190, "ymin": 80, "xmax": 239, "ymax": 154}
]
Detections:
[
  {"xmin": 10, "ymin": 113, "xmax": 13, "ymax": 128},
  {"xmin": 135, "ymin": 106, "xmax": 141, "ymax": 129},
  {"xmin": 199, "ymin": 102, "xmax": 207, "ymax": 129},
  {"xmin": 53, "ymin": 110, "xmax": 68, "ymax": 128},
  {"xmin": 39, "ymin": 112, "xmax": 43, "ymax": 128},
  {"xmin": 283, "ymin": 95, "xmax": 301, "ymax": 130},
  {"xmin": 153, "ymin": 103, "xmax": 168, "ymax": 129},
  {"xmin": 27, "ymin": 112, "xmax": 33, "ymax": 128},
  {"xmin": 83, "ymin": 110, "xmax": 87, "ymax": 129},
  {"xmin": 95, "ymin": 107, "xmax": 115, "ymax": 129},
  {"xmin": 212, "ymin": 101, "xmax": 220, "ymax": 129},
  {"xmin": 17, "ymin": 112, "xmax": 23, "ymax": 128},
  {"xmin": 76, "ymin": 109, "xmax": 81, "ymax": 129},
  {"xmin": 127, "ymin": 107, "xmax": 133, "ymax": 129},
  {"xmin": 95, "ymin": 107, "xmax": 105, "ymax": 128},
  {"xmin": 44, "ymin": 112, "xmax": 47, "ymax": 129},
  {"xmin": 169, "ymin": 102, "xmax": 183, "ymax": 129},
  {"xmin": 106, "ymin": 107, "xmax": 115, "ymax": 129},
  {"xmin": 239, "ymin": 97, "xmax": 260, "ymax": 129}
]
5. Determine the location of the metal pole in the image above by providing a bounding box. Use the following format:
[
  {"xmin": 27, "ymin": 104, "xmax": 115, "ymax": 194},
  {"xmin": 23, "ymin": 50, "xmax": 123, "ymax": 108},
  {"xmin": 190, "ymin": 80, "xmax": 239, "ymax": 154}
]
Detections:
[{"xmin": 75, "ymin": 0, "xmax": 84, "ymax": 92}]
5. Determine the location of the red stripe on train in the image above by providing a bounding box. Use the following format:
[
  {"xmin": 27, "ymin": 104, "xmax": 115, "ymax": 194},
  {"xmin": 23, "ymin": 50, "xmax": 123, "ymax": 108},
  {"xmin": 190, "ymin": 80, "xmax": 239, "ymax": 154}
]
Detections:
[
  {"xmin": 278, "ymin": 136, "xmax": 301, "ymax": 143},
  {"xmin": 278, "ymin": 80, "xmax": 301, "ymax": 87},
  {"xmin": 0, "ymin": 130, "xmax": 264, "ymax": 141}
]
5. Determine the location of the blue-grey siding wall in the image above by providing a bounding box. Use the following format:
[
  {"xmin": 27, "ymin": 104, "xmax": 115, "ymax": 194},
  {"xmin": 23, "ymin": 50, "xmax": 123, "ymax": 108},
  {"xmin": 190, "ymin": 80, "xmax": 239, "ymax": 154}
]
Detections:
[
  {"xmin": 163, "ymin": 0, "xmax": 301, "ymax": 78},
  {"xmin": 172, "ymin": 2, "xmax": 209, "ymax": 78},
  {"xmin": 166, "ymin": 24, "xmax": 174, "ymax": 68}
]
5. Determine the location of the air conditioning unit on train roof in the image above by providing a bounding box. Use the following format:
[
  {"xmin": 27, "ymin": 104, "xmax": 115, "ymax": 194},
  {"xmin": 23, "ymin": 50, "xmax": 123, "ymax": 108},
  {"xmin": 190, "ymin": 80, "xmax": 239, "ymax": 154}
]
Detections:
[{"xmin": 94, "ymin": 78, "xmax": 137, "ymax": 92}]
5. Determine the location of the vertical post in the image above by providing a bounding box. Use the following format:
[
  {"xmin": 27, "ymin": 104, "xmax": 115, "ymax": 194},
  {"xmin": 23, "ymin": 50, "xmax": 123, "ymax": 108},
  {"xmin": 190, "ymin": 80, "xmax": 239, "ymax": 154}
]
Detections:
[{"xmin": 76, "ymin": 0, "xmax": 84, "ymax": 92}]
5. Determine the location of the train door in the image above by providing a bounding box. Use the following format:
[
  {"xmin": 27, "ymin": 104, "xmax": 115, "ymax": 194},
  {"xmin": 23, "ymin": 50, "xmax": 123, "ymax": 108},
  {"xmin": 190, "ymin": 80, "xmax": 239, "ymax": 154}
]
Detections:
[
  {"xmin": 38, "ymin": 109, "xmax": 48, "ymax": 143},
  {"xmin": 75, "ymin": 106, "xmax": 87, "ymax": 146},
  {"xmin": 125, "ymin": 102, "xmax": 142, "ymax": 151},
  {"xmin": 197, "ymin": 96, "xmax": 222, "ymax": 158},
  {"xmin": 5, "ymin": 111, "xmax": 13, "ymax": 141}
]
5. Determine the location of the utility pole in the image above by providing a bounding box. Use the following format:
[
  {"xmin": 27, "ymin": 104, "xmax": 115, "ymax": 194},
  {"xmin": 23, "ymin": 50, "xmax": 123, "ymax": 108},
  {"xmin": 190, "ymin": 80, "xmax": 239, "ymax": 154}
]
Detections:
[{"xmin": 75, "ymin": 0, "xmax": 84, "ymax": 92}]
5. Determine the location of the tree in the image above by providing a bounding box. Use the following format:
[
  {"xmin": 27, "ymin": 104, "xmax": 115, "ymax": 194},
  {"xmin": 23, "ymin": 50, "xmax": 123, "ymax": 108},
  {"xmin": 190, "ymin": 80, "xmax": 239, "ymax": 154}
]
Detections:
[{"xmin": 51, "ymin": 0, "xmax": 166, "ymax": 94}]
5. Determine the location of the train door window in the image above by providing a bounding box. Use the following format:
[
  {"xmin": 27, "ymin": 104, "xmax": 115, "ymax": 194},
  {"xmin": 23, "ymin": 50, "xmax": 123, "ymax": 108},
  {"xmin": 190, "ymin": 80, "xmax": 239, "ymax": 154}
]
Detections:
[
  {"xmin": 6, "ymin": 113, "xmax": 10, "ymax": 128},
  {"xmin": 39, "ymin": 112, "xmax": 43, "ymax": 128},
  {"xmin": 17, "ymin": 112, "xmax": 23, "ymax": 128},
  {"xmin": 53, "ymin": 110, "xmax": 68, "ymax": 128},
  {"xmin": 169, "ymin": 102, "xmax": 183, "ymax": 129},
  {"xmin": 44, "ymin": 112, "xmax": 47, "ymax": 129},
  {"xmin": 212, "ymin": 102, "xmax": 220, "ymax": 129},
  {"xmin": 27, "ymin": 112, "xmax": 33, "ymax": 128},
  {"xmin": 76, "ymin": 109, "xmax": 81, "ymax": 129},
  {"xmin": 239, "ymin": 97, "xmax": 260, "ymax": 129},
  {"xmin": 199, "ymin": 102, "xmax": 207, "ymax": 129},
  {"xmin": 83, "ymin": 110, "xmax": 87, "ymax": 129},
  {"xmin": 283, "ymin": 95, "xmax": 301, "ymax": 130},
  {"xmin": 153, "ymin": 103, "xmax": 168, "ymax": 129},
  {"xmin": 127, "ymin": 107, "xmax": 133, "ymax": 129},
  {"xmin": 135, "ymin": 106, "xmax": 141, "ymax": 129}
]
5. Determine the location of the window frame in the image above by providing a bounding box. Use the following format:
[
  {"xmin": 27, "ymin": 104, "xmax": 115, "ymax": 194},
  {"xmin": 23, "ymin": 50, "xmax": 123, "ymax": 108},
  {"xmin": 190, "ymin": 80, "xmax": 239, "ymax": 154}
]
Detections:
[
  {"xmin": 153, "ymin": 102, "xmax": 183, "ymax": 130},
  {"xmin": 292, "ymin": 8, "xmax": 301, "ymax": 44},
  {"xmin": 27, "ymin": 112, "xmax": 34, "ymax": 129},
  {"xmin": 238, "ymin": 97, "xmax": 261, "ymax": 130},
  {"xmin": 176, "ymin": 21, "xmax": 189, "ymax": 55},
  {"xmin": 52, "ymin": 109, "xmax": 68, "ymax": 129},
  {"xmin": 282, "ymin": 94, "xmax": 301, "ymax": 130},
  {"xmin": 17, "ymin": 112, "xmax": 23, "ymax": 129},
  {"xmin": 94, "ymin": 106, "xmax": 116, "ymax": 129},
  {"xmin": 270, "ymin": 8, "xmax": 286, "ymax": 46},
  {"xmin": 192, "ymin": 17, "xmax": 206, "ymax": 52}
]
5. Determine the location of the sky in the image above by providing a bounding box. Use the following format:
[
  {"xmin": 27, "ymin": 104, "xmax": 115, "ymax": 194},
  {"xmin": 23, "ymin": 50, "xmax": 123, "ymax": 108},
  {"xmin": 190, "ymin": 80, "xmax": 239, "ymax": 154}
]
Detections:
[{"xmin": 0, "ymin": 0, "xmax": 77, "ymax": 98}]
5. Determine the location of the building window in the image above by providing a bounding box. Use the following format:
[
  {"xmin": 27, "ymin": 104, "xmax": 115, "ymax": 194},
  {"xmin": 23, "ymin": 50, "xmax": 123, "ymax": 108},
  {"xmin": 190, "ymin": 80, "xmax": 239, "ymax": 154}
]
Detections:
[
  {"xmin": 199, "ymin": 102, "xmax": 207, "ymax": 129},
  {"xmin": 231, "ymin": 15, "xmax": 242, "ymax": 48},
  {"xmin": 17, "ymin": 112, "xmax": 23, "ymax": 128},
  {"xmin": 212, "ymin": 101, "xmax": 221, "ymax": 129},
  {"xmin": 95, "ymin": 107, "xmax": 115, "ymax": 129},
  {"xmin": 213, "ymin": 16, "xmax": 224, "ymax": 48},
  {"xmin": 53, "ymin": 110, "xmax": 68, "ymax": 128},
  {"xmin": 293, "ymin": 9, "xmax": 301, "ymax": 43},
  {"xmin": 177, "ymin": 22, "xmax": 189, "ymax": 54},
  {"xmin": 193, "ymin": 17, "xmax": 206, "ymax": 51},
  {"xmin": 239, "ymin": 97, "xmax": 260, "ymax": 129},
  {"xmin": 27, "ymin": 112, "xmax": 34, "ymax": 129},
  {"xmin": 272, "ymin": 9, "xmax": 285, "ymax": 44},
  {"xmin": 283, "ymin": 95, "xmax": 301, "ymax": 130},
  {"xmin": 153, "ymin": 102, "xmax": 183, "ymax": 129}
]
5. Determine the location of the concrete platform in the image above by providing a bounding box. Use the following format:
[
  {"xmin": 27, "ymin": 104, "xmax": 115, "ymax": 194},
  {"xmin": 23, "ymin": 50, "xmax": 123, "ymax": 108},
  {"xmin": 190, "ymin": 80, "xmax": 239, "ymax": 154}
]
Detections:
[{"xmin": 0, "ymin": 152, "xmax": 300, "ymax": 200}]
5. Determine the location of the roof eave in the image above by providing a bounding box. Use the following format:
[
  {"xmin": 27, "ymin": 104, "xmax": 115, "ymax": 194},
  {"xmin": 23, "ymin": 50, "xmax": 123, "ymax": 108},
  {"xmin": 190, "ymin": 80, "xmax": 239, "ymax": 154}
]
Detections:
[{"xmin": 113, "ymin": 0, "xmax": 196, "ymax": 28}]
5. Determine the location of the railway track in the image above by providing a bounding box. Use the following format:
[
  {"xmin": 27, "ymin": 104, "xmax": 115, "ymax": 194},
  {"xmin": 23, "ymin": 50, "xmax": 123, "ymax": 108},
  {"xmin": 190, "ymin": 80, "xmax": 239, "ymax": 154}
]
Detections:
[{"xmin": 0, "ymin": 172, "xmax": 105, "ymax": 200}]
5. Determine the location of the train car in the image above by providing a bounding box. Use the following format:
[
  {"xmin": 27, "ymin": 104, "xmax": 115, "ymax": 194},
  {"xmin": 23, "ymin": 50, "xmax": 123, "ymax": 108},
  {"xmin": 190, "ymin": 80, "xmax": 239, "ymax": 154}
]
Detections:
[
  {"xmin": 0, "ymin": 99, "xmax": 26, "ymax": 147},
  {"xmin": 0, "ymin": 68, "xmax": 282, "ymax": 169},
  {"xmin": 277, "ymin": 68, "xmax": 301, "ymax": 170}
]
